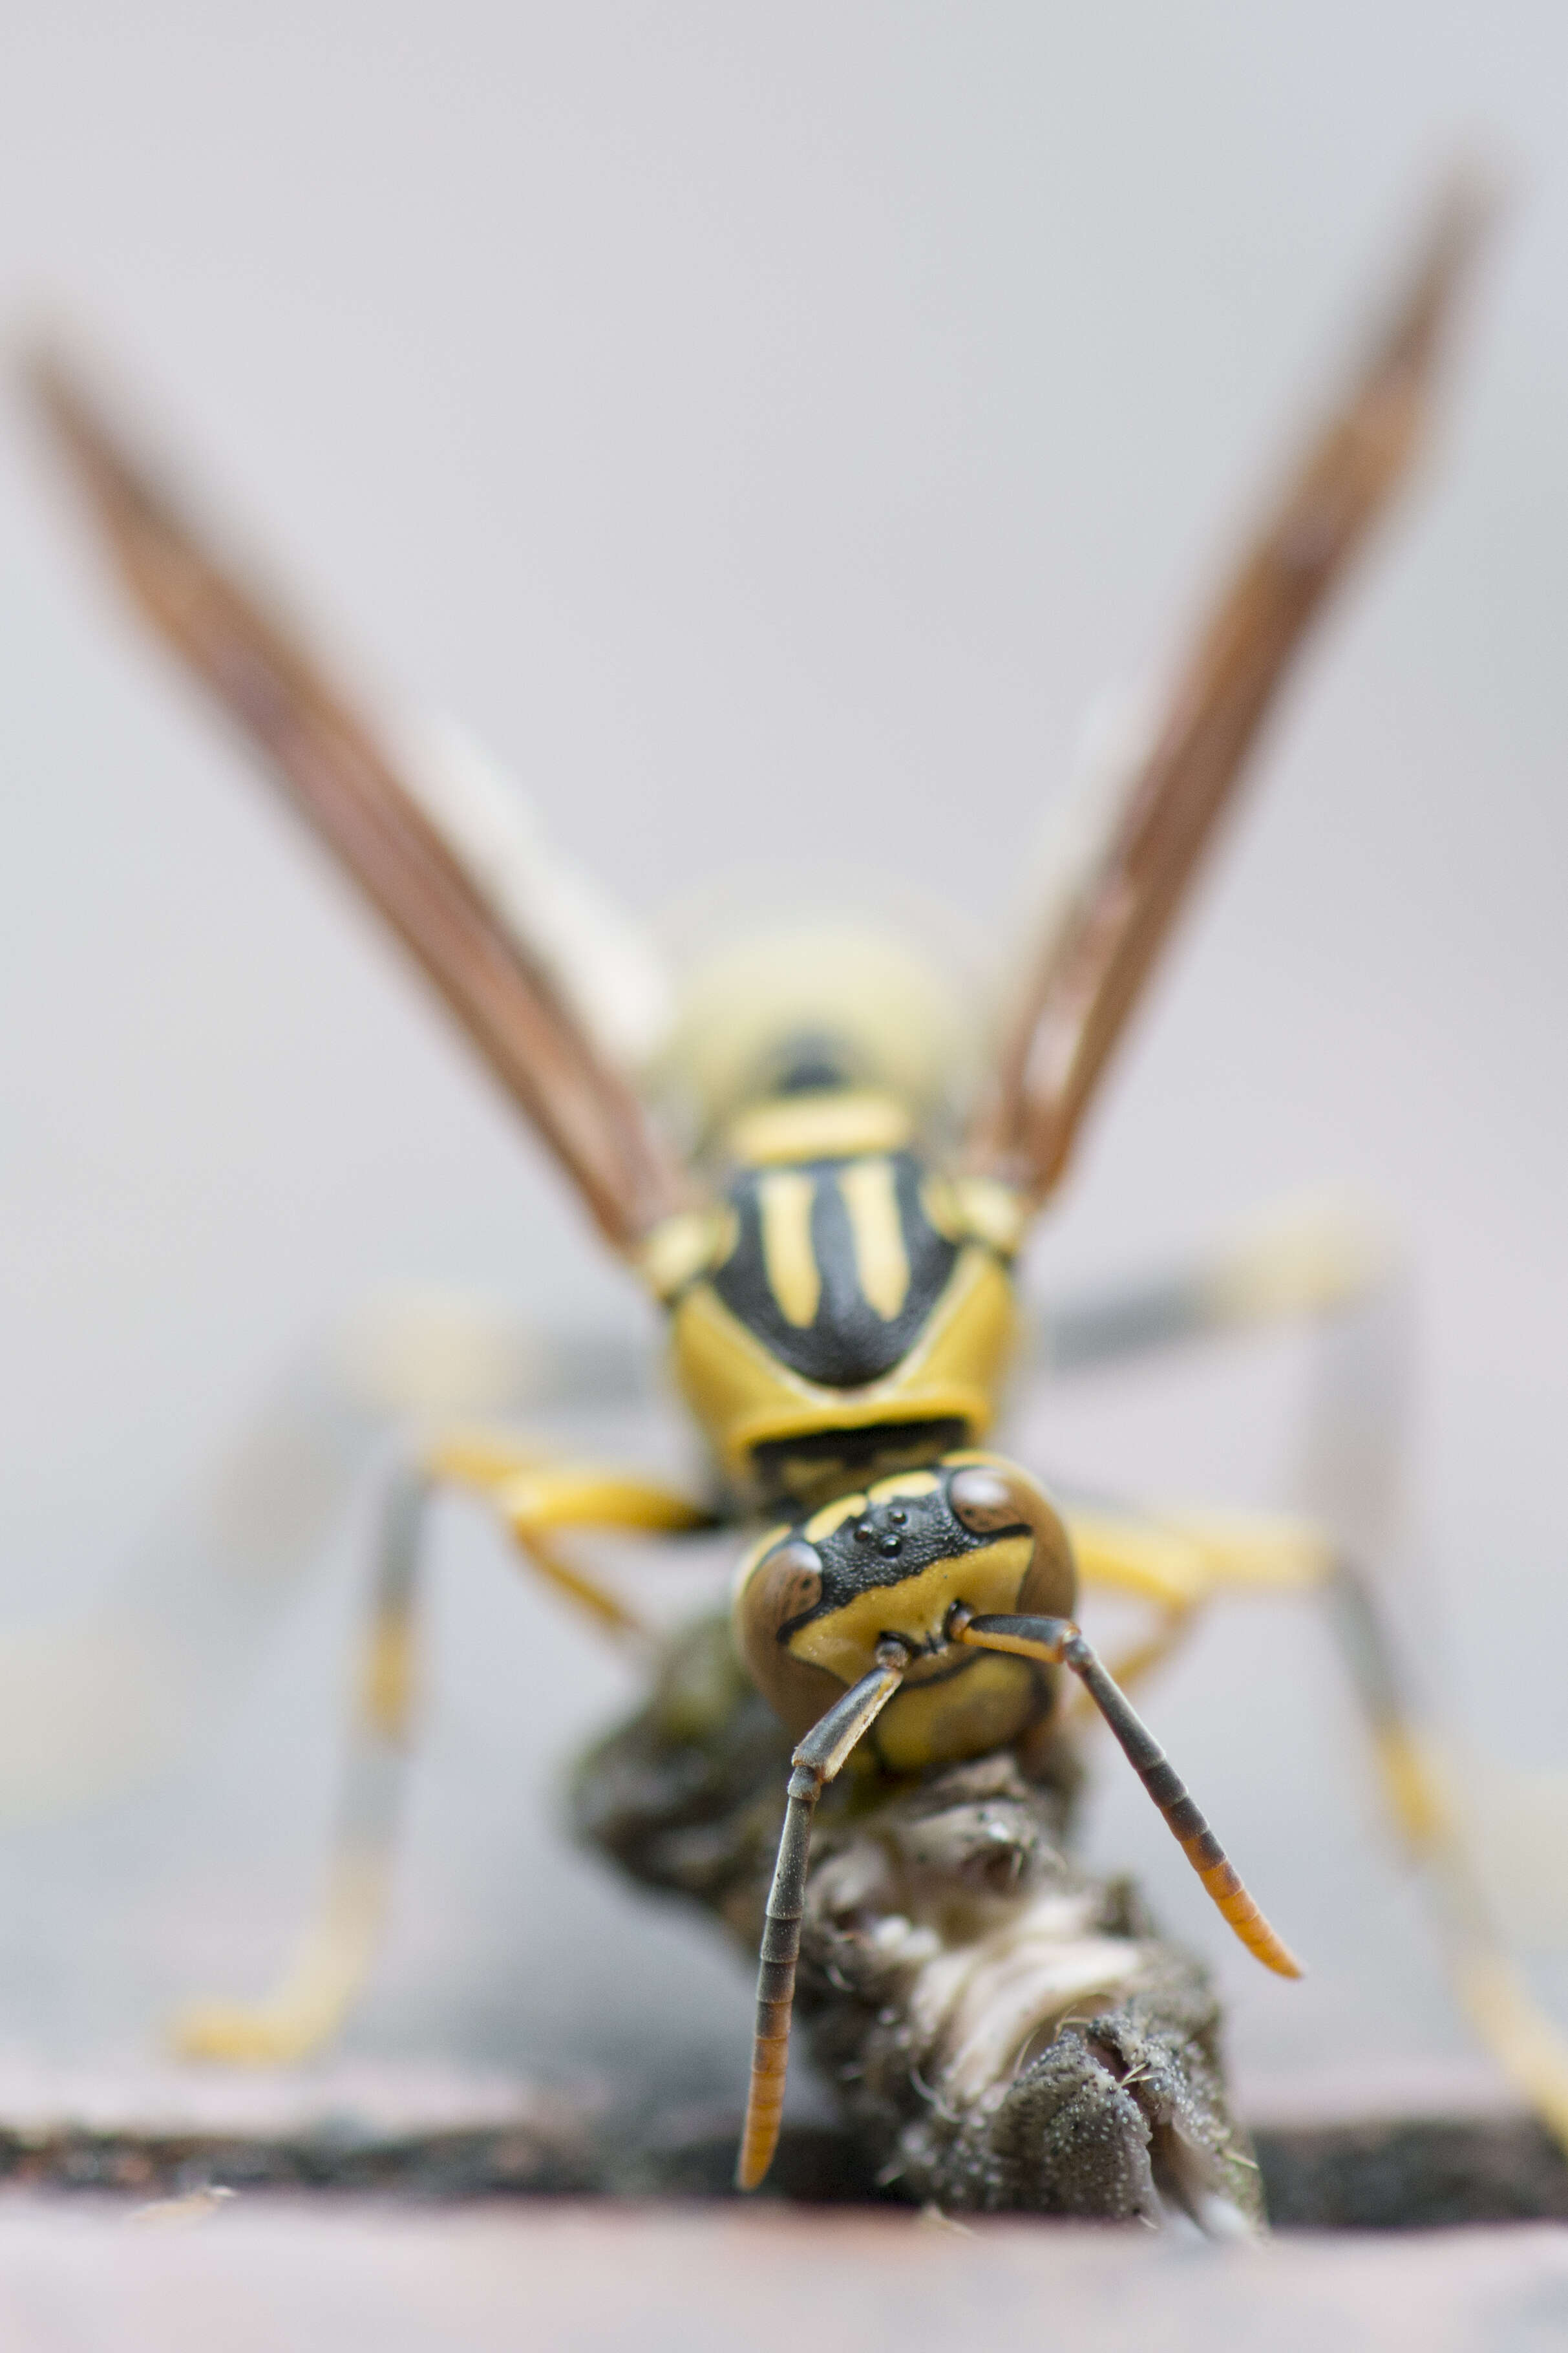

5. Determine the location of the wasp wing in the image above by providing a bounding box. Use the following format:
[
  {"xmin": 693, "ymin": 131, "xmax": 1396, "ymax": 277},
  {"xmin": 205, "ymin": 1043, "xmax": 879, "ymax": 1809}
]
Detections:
[
  {"xmin": 969, "ymin": 176, "xmax": 1495, "ymax": 1211},
  {"xmin": 388, "ymin": 711, "xmax": 675, "ymax": 1079},
  {"xmin": 26, "ymin": 350, "xmax": 693, "ymax": 1256}
]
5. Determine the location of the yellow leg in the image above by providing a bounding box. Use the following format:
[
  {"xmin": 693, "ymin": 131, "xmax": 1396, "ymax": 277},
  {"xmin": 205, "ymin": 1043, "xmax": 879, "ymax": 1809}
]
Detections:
[
  {"xmin": 426, "ymin": 1432, "xmax": 714, "ymax": 1648},
  {"xmin": 174, "ymin": 1440, "xmax": 715, "ymax": 2067},
  {"xmin": 1325, "ymin": 1560, "xmax": 1568, "ymax": 2149},
  {"xmin": 1065, "ymin": 1498, "xmax": 1463, "ymax": 1850},
  {"xmin": 1066, "ymin": 1501, "xmax": 1333, "ymax": 1610},
  {"xmin": 1061, "ymin": 1500, "xmax": 1328, "ymax": 1703},
  {"xmin": 174, "ymin": 1464, "xmax": 427, "ymax": 2064}
]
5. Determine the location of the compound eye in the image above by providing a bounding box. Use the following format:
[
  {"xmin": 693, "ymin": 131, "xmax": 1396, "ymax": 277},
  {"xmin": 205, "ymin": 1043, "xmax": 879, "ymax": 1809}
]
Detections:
[
  {"xmin": 748, "ymin": 1538, "xmax": 825, "ymax": 1648},
  {"xmin": 948, "ymin": 1464, "xmax": 1025, "ymax": 1535}
]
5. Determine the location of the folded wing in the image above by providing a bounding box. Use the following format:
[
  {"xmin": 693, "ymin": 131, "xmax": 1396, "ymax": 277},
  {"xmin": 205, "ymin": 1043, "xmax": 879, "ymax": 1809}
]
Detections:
[
  {"xmin": 27, "ymin": 350, "xmax": 694, "ymax": 1254},
  {"xmin": 969, "ymin": 175, "xmax": 1496, "ymax": 1213}
]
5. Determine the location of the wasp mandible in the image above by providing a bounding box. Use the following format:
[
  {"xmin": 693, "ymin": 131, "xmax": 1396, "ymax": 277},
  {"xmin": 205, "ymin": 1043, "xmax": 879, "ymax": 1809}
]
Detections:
[{"xmin": 28, "ymin": 175, "xmax": 1555, "ymax": 2197}]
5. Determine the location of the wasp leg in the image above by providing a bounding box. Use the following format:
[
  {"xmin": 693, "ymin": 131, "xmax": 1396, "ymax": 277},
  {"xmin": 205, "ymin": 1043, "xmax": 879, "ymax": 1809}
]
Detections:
[
  {"xmin": 736, "ymin": 1650, "xmax": 907, "ymax": 2193},
  {"xmin": 1061, "ymin": 1498, "xmax": 1446, "ymax": 1838},
  {"xmin": 173, "ymin": 1463, "xmax": 428, "ymax": 2064},
  {"xmin": 1324, "ymin": 1562, "xmax": 1568, "ymax": 2151},
  {"xmin": 1061, "ymin": 1501, "xmax": 1327, "ymax": 1701},
  {"xmin": 173, "ymin": 1441, "xmax": 716, "ymax": 2067},
  {"xmin": 1035, "ymin": 1192, "xmax": 1392, "ymax": 1378},
  {"xmin": 425, "ymin": 1431, "xmax": 718, "ymax": 1648},
  {"xmin": 1306, "ymin": 1551, "xmax": 1568, "ymax": 2151}
]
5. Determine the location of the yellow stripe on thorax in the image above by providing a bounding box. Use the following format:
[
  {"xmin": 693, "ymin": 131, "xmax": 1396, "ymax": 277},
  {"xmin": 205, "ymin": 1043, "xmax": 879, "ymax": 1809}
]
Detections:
[
  {"xmin": 758, "ymin": 1170, "xmax": 821, "ymax": 1327},
  {"xmin": 838, "ymin": 1156, "xmax": 910, "ymax": 1320}
]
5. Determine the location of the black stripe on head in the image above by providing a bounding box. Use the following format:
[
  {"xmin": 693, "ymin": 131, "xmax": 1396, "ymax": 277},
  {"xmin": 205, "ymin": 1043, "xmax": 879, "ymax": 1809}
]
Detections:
[{"xmin": 781, "ymin": 1473, "xmax": 1030, "ymax": 1637}]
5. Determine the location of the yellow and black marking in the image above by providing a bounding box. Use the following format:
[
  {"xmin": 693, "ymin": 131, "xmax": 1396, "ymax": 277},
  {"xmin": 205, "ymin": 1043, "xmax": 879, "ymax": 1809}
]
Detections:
[
  {"xmin": 652, "ymin": 1088, "xmax": 1026, "ymax": 1509},
  {"xmin": 733, "ymin": 1454, "xmax": 1074, "ymax": 1768},
  {"xmin": 712, "ymin": 1148, "xmax": 960, "ymax": 1387}
]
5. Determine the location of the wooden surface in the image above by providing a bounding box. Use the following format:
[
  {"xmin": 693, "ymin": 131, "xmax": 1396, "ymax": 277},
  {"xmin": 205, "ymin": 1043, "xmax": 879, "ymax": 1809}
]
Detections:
[
  {"xmin": 0, "ymin": 2058, "xmax": 1561, "ymax": 2345},
  {"xmin": 1, "ymin": 2199, "xmax": 1565, "ymax": 2353}
]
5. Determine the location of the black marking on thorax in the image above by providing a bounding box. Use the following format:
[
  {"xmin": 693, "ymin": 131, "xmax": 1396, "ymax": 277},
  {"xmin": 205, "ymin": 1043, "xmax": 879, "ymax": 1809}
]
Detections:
[{"xmin": 713, "ymin": 1149, "xmax": 958, "ymax": 1387}]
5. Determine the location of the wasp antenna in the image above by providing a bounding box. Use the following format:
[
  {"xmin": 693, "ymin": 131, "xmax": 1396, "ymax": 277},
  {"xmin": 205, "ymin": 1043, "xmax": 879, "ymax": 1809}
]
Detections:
[
  {"xmin": 957, "ymin": 1612, "xmax": 1302, "ymax": 1978},
  {"xmin": 736, "ymin": 1653, "xmax": 906, "ymax": 2193}
]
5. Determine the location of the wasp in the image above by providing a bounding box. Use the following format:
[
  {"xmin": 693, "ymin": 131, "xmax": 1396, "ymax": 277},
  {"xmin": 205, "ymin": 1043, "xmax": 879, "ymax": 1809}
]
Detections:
[{"xmin": 25, "ymin": 175, "xmax": 1563, "ymax": 2199}]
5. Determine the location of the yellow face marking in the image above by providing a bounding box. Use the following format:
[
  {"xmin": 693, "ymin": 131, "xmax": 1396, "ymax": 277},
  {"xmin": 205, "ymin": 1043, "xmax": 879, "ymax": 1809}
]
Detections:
[
  {"xmin": 838, "ymin": 1156, "xmax": 911, "ymax": 1321},
  {"xmin": 758, "ymin": 1170, "xmax": 820, "ymax": 1328},
  {"xmin": 803, "ymin": 1492, "xmax": 867, "ymax": 1545},
  {"xmin": 867, "ymin": 1469, "xmax": 942, "ymax": 1504},
  {"xmin": 789, "ymin": 1537, "xmax": 1033, "ymax": 1687},
  {"xmin": 873, "ymin": 1650, "xmax": 1040, "ymax": 1776}
]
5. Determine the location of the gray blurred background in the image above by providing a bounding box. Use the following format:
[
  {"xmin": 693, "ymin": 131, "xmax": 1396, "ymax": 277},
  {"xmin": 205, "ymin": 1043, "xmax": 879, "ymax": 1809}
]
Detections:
[{"xmin": 0, "ymin": 1, "xmax": 1564, "ymax": 2125}]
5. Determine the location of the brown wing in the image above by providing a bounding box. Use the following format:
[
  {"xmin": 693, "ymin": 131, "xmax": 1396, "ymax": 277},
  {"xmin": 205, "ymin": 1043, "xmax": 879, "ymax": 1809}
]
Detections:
[
  {"xmin": 968, "ymin": 175, "xmax": 1496, "ymax": 1211},
  {"xmin": 26, "ymin": 350, "xmax": 694, "ymax": 1256}
]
